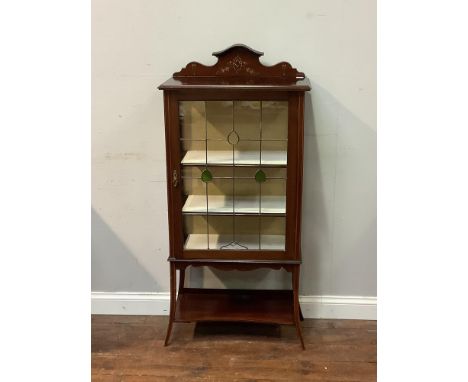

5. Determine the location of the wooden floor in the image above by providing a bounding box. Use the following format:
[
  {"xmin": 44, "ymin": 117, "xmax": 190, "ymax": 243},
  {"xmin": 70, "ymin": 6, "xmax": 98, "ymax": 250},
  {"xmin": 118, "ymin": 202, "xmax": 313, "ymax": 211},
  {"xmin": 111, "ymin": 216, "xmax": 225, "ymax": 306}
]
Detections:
[{"xmin": 92, "ymin": 315, "xmax": 376, "ymax": 382}]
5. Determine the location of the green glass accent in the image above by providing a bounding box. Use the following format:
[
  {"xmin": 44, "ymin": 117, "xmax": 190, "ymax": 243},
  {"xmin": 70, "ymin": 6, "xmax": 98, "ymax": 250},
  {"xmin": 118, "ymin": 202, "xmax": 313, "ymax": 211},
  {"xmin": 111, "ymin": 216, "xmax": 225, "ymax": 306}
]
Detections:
[
  {"xmin": 201, "ymin": 169, "xmax": 213, "ymax": 183},
  {"xmin": 255, "ymin": 169, "xmax": 266, "ymax": 183}
]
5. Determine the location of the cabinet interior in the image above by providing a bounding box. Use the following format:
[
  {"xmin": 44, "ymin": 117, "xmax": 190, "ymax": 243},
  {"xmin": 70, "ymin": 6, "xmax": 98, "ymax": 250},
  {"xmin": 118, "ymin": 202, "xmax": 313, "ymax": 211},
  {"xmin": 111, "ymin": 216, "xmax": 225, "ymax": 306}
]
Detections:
[{"xmin": 179, "ymin": 100, "xmax": 288, "ymax": 251}]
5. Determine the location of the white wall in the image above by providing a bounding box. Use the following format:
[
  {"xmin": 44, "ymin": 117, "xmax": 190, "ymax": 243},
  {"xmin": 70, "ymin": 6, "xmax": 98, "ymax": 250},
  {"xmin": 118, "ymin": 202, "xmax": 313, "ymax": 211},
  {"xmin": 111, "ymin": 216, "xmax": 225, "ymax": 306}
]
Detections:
[{"xmin": 92, "ymin": 0, "xmax": 376, "ymax": 298}]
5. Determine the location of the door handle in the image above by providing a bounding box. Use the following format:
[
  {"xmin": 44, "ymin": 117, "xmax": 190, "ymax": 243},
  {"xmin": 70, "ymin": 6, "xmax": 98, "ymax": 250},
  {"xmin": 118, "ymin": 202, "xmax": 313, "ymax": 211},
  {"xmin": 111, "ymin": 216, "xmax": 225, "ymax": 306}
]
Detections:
[{"xmin": 172, "ymin": 169, "xmax": 178, "ymax": 187}]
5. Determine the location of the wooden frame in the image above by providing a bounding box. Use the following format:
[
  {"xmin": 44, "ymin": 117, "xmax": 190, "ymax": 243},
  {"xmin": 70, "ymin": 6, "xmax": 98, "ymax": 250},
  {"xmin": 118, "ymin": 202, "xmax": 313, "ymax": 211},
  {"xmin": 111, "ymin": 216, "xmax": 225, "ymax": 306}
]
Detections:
[{"xmin": 158, "ymin": 45, "xmax": 310, "ymax": 349}]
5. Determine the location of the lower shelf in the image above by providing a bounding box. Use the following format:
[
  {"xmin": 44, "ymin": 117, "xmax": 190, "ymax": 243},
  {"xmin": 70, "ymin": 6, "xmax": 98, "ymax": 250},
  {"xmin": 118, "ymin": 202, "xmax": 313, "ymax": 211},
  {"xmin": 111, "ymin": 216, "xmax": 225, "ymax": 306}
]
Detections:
[{"xmin": 175, "ymin": 288, "xmax": 295, "ymax": 325}]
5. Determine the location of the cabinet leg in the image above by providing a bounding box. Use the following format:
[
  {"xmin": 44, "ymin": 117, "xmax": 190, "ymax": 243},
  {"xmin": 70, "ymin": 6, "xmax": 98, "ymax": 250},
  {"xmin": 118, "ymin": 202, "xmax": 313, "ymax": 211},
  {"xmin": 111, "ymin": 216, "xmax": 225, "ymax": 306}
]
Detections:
[
  {"xmin": 292, "ymin": 265, "xmax": 305, "ymax": 350},
  {"xmin": 164, "ymin": 262, "xmax": 176, "ymax": 346},
  {"xmin": 178, "ymin": 266, "xmax": 186, "ymax": 294}
]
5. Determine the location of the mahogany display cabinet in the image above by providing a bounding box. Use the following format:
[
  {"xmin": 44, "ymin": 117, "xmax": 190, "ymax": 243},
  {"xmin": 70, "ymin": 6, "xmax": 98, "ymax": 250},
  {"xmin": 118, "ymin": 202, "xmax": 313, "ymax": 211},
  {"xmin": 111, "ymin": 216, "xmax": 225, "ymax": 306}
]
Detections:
[{"xmin": 158, "ymin": 44, "xmax": 311, "ymax": 348}]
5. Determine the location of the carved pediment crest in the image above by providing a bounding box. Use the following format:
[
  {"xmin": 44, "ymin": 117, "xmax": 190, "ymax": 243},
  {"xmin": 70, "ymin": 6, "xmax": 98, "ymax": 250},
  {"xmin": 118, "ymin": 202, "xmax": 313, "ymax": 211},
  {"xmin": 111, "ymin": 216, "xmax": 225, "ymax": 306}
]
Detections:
[{"xmin": 173, "ymin": 44, "xmax": 304, "ymax": 81}]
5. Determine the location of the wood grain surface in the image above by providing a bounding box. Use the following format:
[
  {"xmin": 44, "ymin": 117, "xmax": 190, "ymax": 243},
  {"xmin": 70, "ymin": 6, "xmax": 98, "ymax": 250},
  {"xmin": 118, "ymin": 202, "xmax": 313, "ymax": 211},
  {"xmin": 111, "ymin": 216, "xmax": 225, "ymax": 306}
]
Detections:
[{"xmin": 92, "ymin": 315, "xmax": 376, "ymax": 382}]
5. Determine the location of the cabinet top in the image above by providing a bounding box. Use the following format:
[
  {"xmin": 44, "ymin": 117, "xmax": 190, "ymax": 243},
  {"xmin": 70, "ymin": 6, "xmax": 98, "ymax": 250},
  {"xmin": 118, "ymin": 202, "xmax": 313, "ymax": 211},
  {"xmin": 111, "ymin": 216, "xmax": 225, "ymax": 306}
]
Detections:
[{"xmin": 158, "ymin": 44, "xmax": 311, "ymax": 91}]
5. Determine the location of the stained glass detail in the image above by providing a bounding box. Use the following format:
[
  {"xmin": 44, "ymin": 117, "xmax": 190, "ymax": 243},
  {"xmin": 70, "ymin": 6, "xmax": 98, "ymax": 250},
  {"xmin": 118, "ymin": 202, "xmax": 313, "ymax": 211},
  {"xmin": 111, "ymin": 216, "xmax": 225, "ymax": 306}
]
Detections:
[
  {"xmin": 255, "ymin": 169, "xmax": 266, "ymax": 183},
  {"xmin": 201, "ymin": 169, "xmax": 213, "ymax": 183},
  {"xmin": 227, "ymin": 130, "xmax": 240, "ymax": 145}
]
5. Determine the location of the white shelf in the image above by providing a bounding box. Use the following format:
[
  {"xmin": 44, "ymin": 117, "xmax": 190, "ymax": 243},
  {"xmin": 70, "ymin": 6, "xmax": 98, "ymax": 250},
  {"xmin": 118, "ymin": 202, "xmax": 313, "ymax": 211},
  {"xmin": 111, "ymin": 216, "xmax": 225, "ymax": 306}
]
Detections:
[
  {"xmin": 184, "ymin": 234, "xmax": 285, "ymax": 250},
  {"xmin": 181, "ymin": 150, "xmax": 287, "ymax": 166},
  {"xmin": 182, "ymin": 195, "xmax": 286, "ymax": 215}
]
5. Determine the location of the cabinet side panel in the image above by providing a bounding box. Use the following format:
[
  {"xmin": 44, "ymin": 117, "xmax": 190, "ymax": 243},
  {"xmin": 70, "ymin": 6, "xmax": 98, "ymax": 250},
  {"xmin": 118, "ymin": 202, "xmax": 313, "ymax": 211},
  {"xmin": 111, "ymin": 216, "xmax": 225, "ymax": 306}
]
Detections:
[
  {"xmin": 286, "ymin": 93, "xmax": 305, "ymax": 261},
  {"xmin": 164, "ymin": 91, "xmax": 184, "ymax": 259},
  {"xmin": 163, "ymin": 91, "xmax": 174, "ymax": 259},
  {"xmin": 296, "ymin": 93, "xmax": 305, "ymax": 261}
]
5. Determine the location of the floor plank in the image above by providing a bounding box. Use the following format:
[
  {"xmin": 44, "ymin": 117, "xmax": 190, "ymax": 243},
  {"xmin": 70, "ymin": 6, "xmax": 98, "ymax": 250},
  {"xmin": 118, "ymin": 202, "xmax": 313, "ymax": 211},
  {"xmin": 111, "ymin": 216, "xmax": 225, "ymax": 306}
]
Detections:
[{"xmin": 92, "ymin": 315, "xmax": 376, "ymax": 381}]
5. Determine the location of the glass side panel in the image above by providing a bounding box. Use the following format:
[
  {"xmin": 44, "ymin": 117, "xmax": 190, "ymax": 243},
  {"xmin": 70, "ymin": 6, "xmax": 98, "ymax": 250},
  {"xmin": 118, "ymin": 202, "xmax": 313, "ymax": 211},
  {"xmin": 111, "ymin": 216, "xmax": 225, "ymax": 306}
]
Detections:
[{"xmin": 179, "ymin": 100, "xmax": 288, "ymax": 251}]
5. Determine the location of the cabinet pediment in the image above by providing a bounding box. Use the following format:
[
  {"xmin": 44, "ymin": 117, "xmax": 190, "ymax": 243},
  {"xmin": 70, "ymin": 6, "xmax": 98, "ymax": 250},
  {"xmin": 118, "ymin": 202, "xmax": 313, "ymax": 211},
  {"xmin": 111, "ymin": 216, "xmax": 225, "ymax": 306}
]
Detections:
[{"xmin": 173, "ymin": 44, "xmax": 305, "ymax": 81}]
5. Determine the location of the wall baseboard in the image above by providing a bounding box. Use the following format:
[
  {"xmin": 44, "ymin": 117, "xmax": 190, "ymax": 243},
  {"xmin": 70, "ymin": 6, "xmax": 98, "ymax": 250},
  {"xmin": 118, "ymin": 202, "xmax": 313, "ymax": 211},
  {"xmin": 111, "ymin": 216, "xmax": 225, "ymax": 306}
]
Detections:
[{"xmin": 92, "ymin": 292, "xmax": 376, "ymax": 320}]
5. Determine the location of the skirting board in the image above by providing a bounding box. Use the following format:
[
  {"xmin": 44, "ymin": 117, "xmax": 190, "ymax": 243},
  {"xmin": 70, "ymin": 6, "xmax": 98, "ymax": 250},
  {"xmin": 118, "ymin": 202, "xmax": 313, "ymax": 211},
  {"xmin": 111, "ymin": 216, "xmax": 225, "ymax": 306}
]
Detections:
[{"xmin": 91, "ymin": 292, "xmax": 376, "ymax": 320}]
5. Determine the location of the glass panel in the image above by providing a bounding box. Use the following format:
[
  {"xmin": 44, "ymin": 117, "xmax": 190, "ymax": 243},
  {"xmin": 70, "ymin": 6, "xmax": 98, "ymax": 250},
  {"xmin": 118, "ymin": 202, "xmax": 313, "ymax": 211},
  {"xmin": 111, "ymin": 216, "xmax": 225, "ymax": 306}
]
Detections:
[
  {"xmin": 206, "ymin": 101, "xmax": 232, "ymax": 140},
  {"xmin": 180, "ymin": 101, "xmax": 206, "ymax": 140},
  {"xmin": 234, "ymin": 101, "xmax": 261, "ymax": 140},
  {"xmin": 179, "ymin": 100, "xmax": 288, "ymax": 252},
  {"xmin": 183, "ymin": 215, "xmax": 286, "ymax": 251},
  {"xmin": 183, "ymin": 215, "xmax": 209, "ymax": 250},
  {"xmin": 261, "ymin": 101, "xmax": 288, "ymax": 140},
  {"xmin": 259, "ymin": 216, "xmax": 286, "ymax": 250}
]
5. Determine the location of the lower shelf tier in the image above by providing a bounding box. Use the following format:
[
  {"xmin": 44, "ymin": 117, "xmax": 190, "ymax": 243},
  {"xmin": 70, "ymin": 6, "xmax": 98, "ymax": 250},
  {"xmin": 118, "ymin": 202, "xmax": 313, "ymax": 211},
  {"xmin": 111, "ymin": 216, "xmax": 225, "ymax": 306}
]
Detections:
[
  {"xmin": 175, "ymin": 288, "xmax": 295, "ymax": 325},
  {"xmin": 184, "ymin": 234, "xmax": 285, "ymax": 250}
]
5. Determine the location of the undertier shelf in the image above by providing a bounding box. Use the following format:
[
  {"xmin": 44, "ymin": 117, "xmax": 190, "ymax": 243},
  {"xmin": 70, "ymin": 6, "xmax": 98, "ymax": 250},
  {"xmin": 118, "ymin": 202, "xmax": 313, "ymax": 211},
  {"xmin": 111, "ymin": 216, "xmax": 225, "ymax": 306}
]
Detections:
[
  {"xmin": 181, "ymin": 150, "xmax": 287, "ymax": 166},
  {"xmin": 182, "ymin": 195, "xmax": 286, "ymax": 215},
  {"xmin": 175, "ymin": 288, "xmax": 295, "ymax": 325},
  {"xmin": 184, "ymin": 234, "xmax": 285, "ymax": 251}
]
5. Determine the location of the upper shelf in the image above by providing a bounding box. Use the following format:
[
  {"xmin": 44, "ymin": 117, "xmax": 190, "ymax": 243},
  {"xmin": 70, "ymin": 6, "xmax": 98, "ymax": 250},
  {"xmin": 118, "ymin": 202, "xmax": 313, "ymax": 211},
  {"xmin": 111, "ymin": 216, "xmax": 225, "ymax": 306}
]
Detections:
[
  {"xmin": 158, "ymin": 44, "xmax": 311, "ymax": 91},
  {"xmin": 181, "ymin": 150, "xmax": 287, "ymax": 166}
]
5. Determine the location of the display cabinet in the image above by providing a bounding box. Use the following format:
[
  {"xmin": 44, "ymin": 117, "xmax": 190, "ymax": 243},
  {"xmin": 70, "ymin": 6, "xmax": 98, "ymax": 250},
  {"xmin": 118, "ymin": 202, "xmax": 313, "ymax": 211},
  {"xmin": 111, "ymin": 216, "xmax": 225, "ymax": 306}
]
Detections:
[{"xmin": 158, "ymin": 44, "xmax": 310, "ymax": 348}]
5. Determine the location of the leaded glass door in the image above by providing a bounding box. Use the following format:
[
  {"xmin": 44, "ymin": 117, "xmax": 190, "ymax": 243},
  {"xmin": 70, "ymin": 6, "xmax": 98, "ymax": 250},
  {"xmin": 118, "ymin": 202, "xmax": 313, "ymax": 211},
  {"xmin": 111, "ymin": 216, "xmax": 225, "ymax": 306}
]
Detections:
[{"xmin": 179, "ymin": 100, "xmax": 289, "ymax": 254}]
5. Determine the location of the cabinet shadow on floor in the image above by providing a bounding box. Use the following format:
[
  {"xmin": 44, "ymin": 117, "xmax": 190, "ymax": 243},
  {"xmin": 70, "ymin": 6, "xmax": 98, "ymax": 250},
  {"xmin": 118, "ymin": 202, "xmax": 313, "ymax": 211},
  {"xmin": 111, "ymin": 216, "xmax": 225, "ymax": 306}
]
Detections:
[{"xmin": 193, "ymin": 321, "xmax": 282, "ymax": 338}]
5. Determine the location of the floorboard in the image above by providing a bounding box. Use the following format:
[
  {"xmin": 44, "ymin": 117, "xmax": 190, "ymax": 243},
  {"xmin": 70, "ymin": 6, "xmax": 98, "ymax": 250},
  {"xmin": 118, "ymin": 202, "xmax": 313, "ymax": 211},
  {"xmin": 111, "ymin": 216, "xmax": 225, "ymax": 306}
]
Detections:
[{"xmin": 92, "ymin": 315, "xmax": 376, "ymax": 381}]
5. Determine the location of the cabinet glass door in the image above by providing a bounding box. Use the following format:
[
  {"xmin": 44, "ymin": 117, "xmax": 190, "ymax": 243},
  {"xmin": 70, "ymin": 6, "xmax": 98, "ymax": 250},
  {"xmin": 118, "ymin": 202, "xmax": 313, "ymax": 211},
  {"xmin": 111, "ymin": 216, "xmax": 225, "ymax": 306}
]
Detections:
[{"xmin": 179, "ymin": 100, "xmax": 288, "ymax": 251}]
